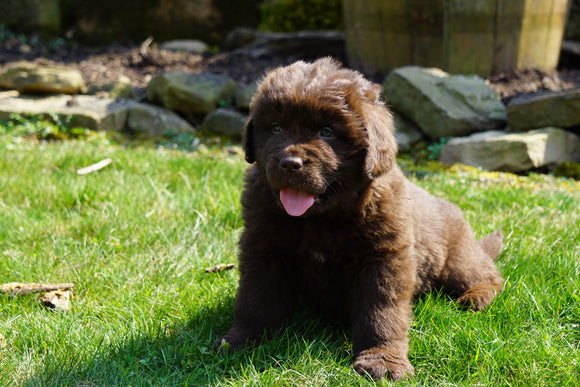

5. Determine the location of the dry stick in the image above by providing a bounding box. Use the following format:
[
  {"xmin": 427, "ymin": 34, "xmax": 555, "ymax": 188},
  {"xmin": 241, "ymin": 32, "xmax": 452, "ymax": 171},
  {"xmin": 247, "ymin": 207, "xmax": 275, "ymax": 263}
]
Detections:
[
  {"xmin": 0, "ymin": 282, "xmax": 75, "ymax": 296},
  {"xmin": 204, "ymin": 263, "xmax": 236, "ymax": 273},
  {"xmin": 76, "ymin": 158, "xmax": 113, "ymax": 175}
]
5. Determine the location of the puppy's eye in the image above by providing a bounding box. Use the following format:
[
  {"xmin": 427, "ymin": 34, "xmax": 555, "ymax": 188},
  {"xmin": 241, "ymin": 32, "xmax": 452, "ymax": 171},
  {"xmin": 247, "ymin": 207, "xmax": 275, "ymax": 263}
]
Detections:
[
  {"xmin": 272, "ymin": 123, "xmax": 282, "ymax": 133},
  {"xmin": 319, "ymin": 127, "xmax": 334, "ymax": 138}
]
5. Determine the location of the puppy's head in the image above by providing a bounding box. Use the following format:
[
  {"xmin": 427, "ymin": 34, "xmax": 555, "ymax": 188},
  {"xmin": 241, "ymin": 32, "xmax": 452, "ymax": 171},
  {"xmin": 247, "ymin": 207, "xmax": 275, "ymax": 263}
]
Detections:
[{"xmin": 244, "ymin": 57, "xmax": 397, "ymax": 217}]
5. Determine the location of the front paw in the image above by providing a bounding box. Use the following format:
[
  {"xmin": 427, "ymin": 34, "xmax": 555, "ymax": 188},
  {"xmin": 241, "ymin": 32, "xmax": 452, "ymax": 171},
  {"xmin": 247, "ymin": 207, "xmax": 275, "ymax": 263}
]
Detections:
[{"xmin": 354, "ymin": 347, "xmax": 414, "ymax": 381}]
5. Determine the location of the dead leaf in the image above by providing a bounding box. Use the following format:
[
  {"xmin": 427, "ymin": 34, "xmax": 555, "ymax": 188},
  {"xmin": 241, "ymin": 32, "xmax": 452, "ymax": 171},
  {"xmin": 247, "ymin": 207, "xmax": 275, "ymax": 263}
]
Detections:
[{"xmin": 39, "ymin": 290, "xmax": 72, "ymax": 311}]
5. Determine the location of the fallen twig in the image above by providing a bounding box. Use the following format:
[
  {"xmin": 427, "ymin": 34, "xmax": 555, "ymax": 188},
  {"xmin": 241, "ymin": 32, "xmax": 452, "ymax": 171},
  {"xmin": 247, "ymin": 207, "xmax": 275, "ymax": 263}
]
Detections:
[
  {"xmin": 76, "ymin": 158, "xmax": 113, "ymax": 175},
  {"xmin": 0, "ymin": 282, "xmax": 75, "ymax": 296},
  {"xmin": 204, "ymin": 263, "xmax": 236, "ymax": 273}
]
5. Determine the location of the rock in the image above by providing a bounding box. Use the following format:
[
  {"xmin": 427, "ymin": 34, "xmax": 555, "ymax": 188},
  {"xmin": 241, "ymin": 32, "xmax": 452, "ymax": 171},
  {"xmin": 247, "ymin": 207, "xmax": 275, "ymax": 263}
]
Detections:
[
  {"xmin": 0, "ymin": 63, "xmax": 85, "ymax": 95},
  {"xmin": 126, "ymin": 103, "xmax": 195, "ymax": 137},
  {"xmin": 560, "ymin": 41, "xmax": 580, "ymax": 68},
  {"xmin": 383, "ymin": 66, "xmax": 506, "ymax": 139},
  {"xmin": 235, "ymin": 82, "xmax": 258, "ymax": 110},
  {"xmin": 201, "ymin": 108, "xmax": 247, "ymax": 137},
  {"xmin": 440, "ymin": 128, "xmax": 580, "ymax": 172},
  {"xmin": 506, "ymin": 88, "xmax": 580, "ymax": 131},
  {"xmin": 0, "ymin": 94, "xmax": 128, "ymax": 131},
  {"xmin": 0, "ymin": 94, "xmax": 194, "ymax": 136},
  {"xmin": 159, "ymin": 39, "xmax": 209, "ymax": 54},
  {"xmin": 146, "ymin": 72, "xmax": 237, "ymax": 116},
  {"xmin": 393, "ymin": 113, "xmax": 423, "ymax": 153},
  {"xmin": 87, "ymin": 76, "xmax": 136, "ymax": 99},
  {"xmin": 223, "ymin": 27, "xmax": 259, "ymax": 50}
]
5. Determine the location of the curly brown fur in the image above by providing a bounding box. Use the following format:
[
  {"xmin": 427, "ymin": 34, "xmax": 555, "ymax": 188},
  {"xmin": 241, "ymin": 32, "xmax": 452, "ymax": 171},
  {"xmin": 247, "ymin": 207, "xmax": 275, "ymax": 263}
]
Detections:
[{"xmin": 215, "ymin": 57, "xmax": 504, "ymax": 380}]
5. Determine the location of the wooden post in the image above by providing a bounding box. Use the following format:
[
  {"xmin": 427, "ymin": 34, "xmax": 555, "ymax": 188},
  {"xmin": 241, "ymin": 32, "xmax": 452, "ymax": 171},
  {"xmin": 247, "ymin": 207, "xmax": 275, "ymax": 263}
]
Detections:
[
  {"xmin": 492, "ymin": 0, "xmax": 526, "ymax": 74},
  {"xmin": 343, "ymin": 0, "xmax": 570, "ymax": 76},
  {"xmin": 409, "ymin": 0, "xmax": 446, "ymax": 69},
  {"xmin": 446, "ymin": 0, "xmax": 497, "ymax": 75}
]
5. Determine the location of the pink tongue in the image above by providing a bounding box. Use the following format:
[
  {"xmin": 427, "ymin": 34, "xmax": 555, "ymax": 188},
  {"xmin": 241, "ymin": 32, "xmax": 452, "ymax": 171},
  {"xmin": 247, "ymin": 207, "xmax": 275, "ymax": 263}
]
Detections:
[{"xmin": 280, "ymin": 187, "xmax": 315, "ymax": 216}]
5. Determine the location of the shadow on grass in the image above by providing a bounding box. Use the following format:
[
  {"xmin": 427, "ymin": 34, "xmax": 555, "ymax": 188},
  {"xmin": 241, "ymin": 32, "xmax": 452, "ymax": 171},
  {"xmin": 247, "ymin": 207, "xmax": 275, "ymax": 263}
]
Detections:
[{"xmin": 25, "ymin": 300, "xmax": 353, "ymax": 386}]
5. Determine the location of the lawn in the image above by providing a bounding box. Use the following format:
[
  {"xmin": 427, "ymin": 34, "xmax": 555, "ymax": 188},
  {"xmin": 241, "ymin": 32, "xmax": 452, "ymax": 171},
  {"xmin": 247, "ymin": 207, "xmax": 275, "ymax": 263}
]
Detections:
[{"xmin": 0, "ymin": 123, "xmax": 578, "ymax": 386}]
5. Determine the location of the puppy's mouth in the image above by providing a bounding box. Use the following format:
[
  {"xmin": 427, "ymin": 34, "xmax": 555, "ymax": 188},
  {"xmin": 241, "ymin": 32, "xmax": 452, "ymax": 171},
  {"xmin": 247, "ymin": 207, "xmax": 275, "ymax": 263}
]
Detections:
[
  {"xmin": 277, "ymin": 181, "xmax": 341, "ymax": 217},
  {"xmin": 279, "ymin": 187, "xmax": 315, "ymax": 217}
]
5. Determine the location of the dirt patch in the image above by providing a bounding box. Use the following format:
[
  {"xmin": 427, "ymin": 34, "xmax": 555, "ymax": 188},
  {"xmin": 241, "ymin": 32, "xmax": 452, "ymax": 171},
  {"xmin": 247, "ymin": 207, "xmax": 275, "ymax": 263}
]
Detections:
[
  {"xmin": 1, "ymin": 40, "xmax": 579, "ymax": 102},
  {"xmin": 487, "ymin": 68, "xmax": 580, "ymax": 104},
  {"xmin": 0, "ymin": 42, "xmax": 299, "ymax": 93}
]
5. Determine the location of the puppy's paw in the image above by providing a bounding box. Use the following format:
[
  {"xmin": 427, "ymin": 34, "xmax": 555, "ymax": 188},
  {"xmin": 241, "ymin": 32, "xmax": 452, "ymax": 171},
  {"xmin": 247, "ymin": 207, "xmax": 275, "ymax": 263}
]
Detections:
[
  {"xmin": 457, "ymin": 282, "xmax": 503, "ymax": 311},
  {"xmin": 212, "ymin": 334, "xmax": 248, "ymax": 353},
  {"xmin": 354, "ymin": 347, "xmax": 414, "ymax": 381}
]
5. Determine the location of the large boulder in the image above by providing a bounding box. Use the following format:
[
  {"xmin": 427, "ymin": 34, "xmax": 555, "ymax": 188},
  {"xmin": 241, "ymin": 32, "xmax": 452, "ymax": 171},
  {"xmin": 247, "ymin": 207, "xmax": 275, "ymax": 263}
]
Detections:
[
  {"xmin": 0, "ymin": 64, "xmax": 85, "ymax": 95},
  {"xmin": 383, "ymin": 66, "xmax": 506, "ymax": 139},
  {"xmin": 506, "ymin": 88, "xmax": 580, "ymax": 131},
  {"xmin": 440, "ymin": 128, "xmax": 580, "ymax": 172},
  {"xmin": 146, "ymin": 72, "xmax": 237, "ymax": 116},
  {"xmin": 0, "ymin": 94, "xmax": 194, "ymax": 136}
]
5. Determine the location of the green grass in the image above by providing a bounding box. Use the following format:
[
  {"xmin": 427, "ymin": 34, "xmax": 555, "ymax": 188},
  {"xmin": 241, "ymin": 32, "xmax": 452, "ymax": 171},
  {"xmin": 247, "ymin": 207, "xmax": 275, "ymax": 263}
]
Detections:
[{"xmin": 0, "ymin": 130, "xmax": 578, "ymax": 386}]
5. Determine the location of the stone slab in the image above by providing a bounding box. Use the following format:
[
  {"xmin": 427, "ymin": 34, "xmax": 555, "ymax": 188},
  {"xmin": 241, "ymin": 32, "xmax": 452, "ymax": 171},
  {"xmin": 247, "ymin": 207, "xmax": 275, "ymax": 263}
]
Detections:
[
  {"xmin": 440, "ymin": 128, "xmax": 580, "ymax": 172},
  {"xmin": 383, "ymin": 66, "xmax": 506, "ymax": 139}
]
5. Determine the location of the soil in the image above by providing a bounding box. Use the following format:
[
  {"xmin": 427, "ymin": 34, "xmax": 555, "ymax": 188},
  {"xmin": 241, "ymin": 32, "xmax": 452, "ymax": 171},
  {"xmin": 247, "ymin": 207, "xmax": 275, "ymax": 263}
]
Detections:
[
  {"xmin": 0, "ymin": 41, "xmax": 299, "ymax": 94},
  {"xmin": 1, "ymin": 39, "xmax": 580, "ymax": 104}
]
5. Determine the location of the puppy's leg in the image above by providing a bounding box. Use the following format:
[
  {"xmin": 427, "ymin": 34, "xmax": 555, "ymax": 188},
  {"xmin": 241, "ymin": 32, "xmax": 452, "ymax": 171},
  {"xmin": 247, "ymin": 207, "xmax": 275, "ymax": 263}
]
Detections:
[
  {"xmin": 351, "ymin": 263, "xmax": 415, "ymax": 381},
  {"xmin": 215, "ymin": 258, "xmax": 294, "ymax": 351},
  {"xmin": 443, "ymin": 227, "xmax": 504, "ymax": 311}
]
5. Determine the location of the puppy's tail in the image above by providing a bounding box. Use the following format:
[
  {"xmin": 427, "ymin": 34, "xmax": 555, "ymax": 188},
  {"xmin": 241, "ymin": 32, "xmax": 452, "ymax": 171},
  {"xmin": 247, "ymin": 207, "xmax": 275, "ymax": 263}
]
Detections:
[{"xmin": 479, "ymin": 229, "xmax": 503, "ymax": 260}]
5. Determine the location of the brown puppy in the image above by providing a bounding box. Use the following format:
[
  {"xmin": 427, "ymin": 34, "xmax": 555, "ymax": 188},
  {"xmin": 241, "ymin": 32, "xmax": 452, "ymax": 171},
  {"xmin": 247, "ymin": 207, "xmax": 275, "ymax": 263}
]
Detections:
[{"xmin": 216, "ymin": 58, "xmax": 504, "ymax": 380}]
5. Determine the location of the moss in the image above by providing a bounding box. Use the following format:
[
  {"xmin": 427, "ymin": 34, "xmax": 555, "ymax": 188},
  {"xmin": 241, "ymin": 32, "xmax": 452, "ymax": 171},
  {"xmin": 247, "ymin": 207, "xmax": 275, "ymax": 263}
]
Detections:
[
  {"xmin": 259, "ymin": 0, "xmax": 343, "ymax": 32},
  {"xmin": 553, "ymin": 161, "xmax": 580, "ymax": 180}
]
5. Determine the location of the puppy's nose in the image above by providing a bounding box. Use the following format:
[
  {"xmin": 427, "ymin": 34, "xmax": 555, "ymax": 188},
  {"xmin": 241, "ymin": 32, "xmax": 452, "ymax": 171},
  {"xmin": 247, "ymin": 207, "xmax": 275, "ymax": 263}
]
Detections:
[{"xmin": 279, "ymin": 156, "xmax": 303, "ymax": 172}]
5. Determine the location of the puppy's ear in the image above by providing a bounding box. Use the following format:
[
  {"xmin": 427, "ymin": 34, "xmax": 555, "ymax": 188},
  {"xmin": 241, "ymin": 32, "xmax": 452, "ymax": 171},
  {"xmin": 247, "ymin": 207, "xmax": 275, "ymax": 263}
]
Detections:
[
  {"xmin": 362, "ymin": 104, "xmax": 397, "ymax": 179},
  {"xmin": 242, "ymin": 119, "xmax": 255, "ymax": 163}
]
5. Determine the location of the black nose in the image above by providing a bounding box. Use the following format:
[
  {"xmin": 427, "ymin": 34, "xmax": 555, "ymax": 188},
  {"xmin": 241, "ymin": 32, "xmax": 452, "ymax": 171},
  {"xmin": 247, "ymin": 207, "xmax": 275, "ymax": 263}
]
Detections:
[{"xmin": 279, "ymin": 156, "xmax": 303, "ymax": 172}]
